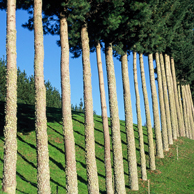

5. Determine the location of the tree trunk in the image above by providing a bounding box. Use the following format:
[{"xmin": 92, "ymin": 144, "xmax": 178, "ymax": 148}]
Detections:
[
  {"xmin": 148, "ymin": 53, "xmax": 164, "ymax": 158},
  {"xmin": 170, "ymin": 57, "xmax": 185, "ymax": 136},
  {"xmin": 155, "ymin": 52, "xmax": 168, "ymax": 151},
  {"xmin": 81, "ymin": 23, "xmax": 99, "ymax": 194},
  {"xmin": 187, "ymin": 84, "xmax": 194, "ymax": 121},
  {"xmin": 3, "ymin": 0, "xmax": 17, "ymax": 193},
  {"xmin": 159, "ymin": 53, "xmax": 173, "ymax": 144},
  {"xmin": 139, "ymin": 53, "xmax": 155, "ymax": 170},
  {"xmin": 105, "ymin": 43, "xmax": 126, "ymax": 193},
  {"xmin": 34, "ymin": 1, "xmax": 51, "ymax": 193},
  {"xmin": 177, "ymin": 84, "xmax": 186, "ymax": 137},
  {"xmin": 96, "ymin": 42, "xmax": 113, "ymax": 194},
  {"xmin": 133, "ymin": 52, "xmax": 147, "ymax": 180},
  {"xmin": 164, "ymin": 54, "xmax": 177, "ymax": 140},
  {"xmin": 121, "ymin": 53, "xmax": 138, "ymax": 190},
  {"xmin": 60, "ymin": 14, "xmax": 78, "ymax": 193}
]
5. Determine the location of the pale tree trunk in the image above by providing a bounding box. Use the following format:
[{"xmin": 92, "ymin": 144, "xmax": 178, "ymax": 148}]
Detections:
[
  {"xmin": 121, "ymin": 53, "xmax": 138, "ymax": 190},
  {"xmin": 133, "ymin": 52, "xmax": 147, "ymax": 180},
  {"xmin": 34, "ymin": 0, "xmax": 51, "ymax": 193},
  {"xmin": 155, "ymin": 52, "xmax": 168, "ymax": 151},
  {"xmin": 159, "ymin": 53, "xmax": 173, "ymax": 145},
  {"xmin": 148, "ymin": 54, "xmax": 164, "ymax": 158},
  {"xmin": 164, "ymin": 54, "xmax": 177, "ymax": 140},
  {"xmin": 181, "ymin": 85, "xmax": 190, "ymax": 138},
  {"xmin": 184, "ymin": 85, "xmax": 194, "ymax": 139},
  {"xmin": 170, "ymin": 58, "xmax": 185, "ymax": 136},
  {"xmin": 96, "ymin": 42, "xmax": 113, "ymax": 194},
  {"xmin": 105, "ymin": 43, "xmax": 126, "ymax": 193},
  {"xmin": 177, "ymin": 84, "xmax": 186, "ymax": 137},
  {"xmin": 60, "ymin": 14, "xmax": 78, "ymax": 193},
  {"xmin": 139, "ymin": 53, "xmax": 155, "ymax": 170},
  {"xmin": 3, "ymin": 0, "xmax": 17, "ymax": 193},
  {"xmin": 81, "ymin": 23, "xmax": 99, "ymax": 194},
  {"xmin": 187, "ymin": 84, "xmax": 194, "ymax": 120}
]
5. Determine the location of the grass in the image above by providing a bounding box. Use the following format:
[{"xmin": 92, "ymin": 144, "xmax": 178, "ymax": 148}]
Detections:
[{"xmin": 0, "ymin": 101, "xmax": 194, "ymax": 193}]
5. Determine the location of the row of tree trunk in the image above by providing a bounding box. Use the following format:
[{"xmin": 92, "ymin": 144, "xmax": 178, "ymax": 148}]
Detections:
[{"xmin": 2, "ymin": 1, "xmax": 194, "ymax": 193}]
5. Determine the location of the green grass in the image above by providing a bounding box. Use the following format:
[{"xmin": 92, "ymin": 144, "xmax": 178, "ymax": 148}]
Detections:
[{"xmin": 0, "ymin": 101, "xmax": 194, "ymax": 193}]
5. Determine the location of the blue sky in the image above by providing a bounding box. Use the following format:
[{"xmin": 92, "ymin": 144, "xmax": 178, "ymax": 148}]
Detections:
[{"xmin": 0, "ymin": 9, "xmax": 160, "ymax": 126}]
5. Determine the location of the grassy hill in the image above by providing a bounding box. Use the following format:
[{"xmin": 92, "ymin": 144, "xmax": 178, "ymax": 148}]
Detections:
[{"xmin": 0, "ymin": 101, "xmax": 194, "ymax": 193}]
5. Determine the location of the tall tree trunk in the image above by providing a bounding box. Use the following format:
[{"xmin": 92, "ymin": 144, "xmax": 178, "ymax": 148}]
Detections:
[
  {"xmin": 159, "ymin": 53, "xmax": 173, "ymax": 145},
  {"xmin": 96, "ymin": 42, "xmax": 113, "ymax": 194},
  {"xmin": 133, "ymin": 52, "xmax": 147, "ymax": 180},
  {"xmin": 187, "ymin": 84, "xmax": 194, "ymax": 120},
  {"xmin": 105, "ymin": 43, "xmax": 126, "ymax": 193},
  {"xmin": 121, "ymin": 53, "xmax": 138, "ymax": 190},
  {"xmin": 164, "ymin": 54, "xmax": 178, "ymax": 140},
  {"xmin": 181, "ymin": 85, "xmax": 190, "ymax": 138},
  {"xmin": 139, "ymin": 53, "xmax": 156, "ymax": 170},
  {"xmin": 170, "ymin": 57, "xmax": 185, "ymax": 136},
  {"xmin": 148, "ymin": 53, "xmax": 164, "ymax": 158},
  {"xmin": 81, "ymin": 23, "xmax": 99, "ymax": 193},
  {"xmin": 34, "ymin": 1, "xmax": 51, "ymax": 193},
  {"xmin": 2, "ymin": 0, "xmax": 17, "ymax": 193},
  {"xmin": 177, "ymin": 84, "xmax": 186, "ymax": 137},
  {"xmin": 60, "ymin": 14, "xmax": 78, "ymax": 193},
  {"xmin": 155, "ymin": 52, "xmax": 168, "ymax": 151}
]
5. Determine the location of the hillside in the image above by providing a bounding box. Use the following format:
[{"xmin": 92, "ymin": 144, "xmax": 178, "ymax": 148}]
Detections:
[{"xmin": 0, "ymin": 101, "xmax": 194, "ymax": 193}]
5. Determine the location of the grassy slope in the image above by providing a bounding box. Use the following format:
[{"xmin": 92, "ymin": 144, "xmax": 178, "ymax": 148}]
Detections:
[{"xmin": 0, "ymin": 101, "xmax": 194, "ymax": 193}]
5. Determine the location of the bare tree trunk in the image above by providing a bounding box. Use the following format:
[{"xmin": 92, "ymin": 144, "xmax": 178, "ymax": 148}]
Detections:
[
  {"xmin": 139, "ymin": 53, "xmax": 155, "ymax": 170},
  {"xmin": 181, "ymin": 85, "xmax": 190, "ymax": 138},
  {"xmin": 148, "ymin": 54, "xmax": 164, "ymax": 158},
  {"xmin": 105, "ymin": 43, "xmax": 126, "ymax": 193},
  {"xmin": 133, "ymin": 52, "xmax": 147, "ymax": 180},
  {"xmin": 60, "ymin": 14, "xmax": 78, "ymax": 193},
  {"xmin": 81, "ymin": 23, "xmax": 99, "ymax": 194},
  {"xmin": 177, "ymin": 84, "xmax": 186, "ymax": 137},
  {"xmin": 187, "ymin": 84, "xmax": 194, "ymax": 120},
  {"xmin": 96, "ymin": 42, "xmax": 113, "ymax": 194},
  {"xmin": 155, "ymin": 52, "xmax": 168, "ymax": 151},
  {"xmin": 159, "ymin": 53, "xmax": 173, "ymax": 145},
  {"xmin": 2, "ymin": 0, "xmax": 17, "ymax": 193},
  {"xmin": 34, "ymin": 0, "xmax": 51, "ymax": 193},
  {"xmin": 170, "ymin": 58, "xmax": 185, "ymax": 137},
  {"xmin": 164, "ymin": 54, "xmax": 177, "ymax": 140},
  {"xmin": 121, "ymin": 53, "xmax": 138, "ymax": 190}
]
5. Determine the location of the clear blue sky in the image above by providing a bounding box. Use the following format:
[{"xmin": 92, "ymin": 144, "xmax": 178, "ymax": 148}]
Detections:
[{"xmin": 0, "ymin": 9, "xmax": 161, "ymax": 126}]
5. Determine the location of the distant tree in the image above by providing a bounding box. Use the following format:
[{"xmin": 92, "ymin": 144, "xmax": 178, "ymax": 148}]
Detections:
[
  {"xmin": 0, "ymin": 57, "xmax": 6, "ymax": 101},
  {"xmin": 2, "ymin": 0, "xmax": 17, "ymax": 193},
  {"xmin": 33, "ymin": 0, "xmax": 51, "ymax": 192},
  {"xmin": 79, "ymin": 98, "xmax": 83, "ymax": 112}
]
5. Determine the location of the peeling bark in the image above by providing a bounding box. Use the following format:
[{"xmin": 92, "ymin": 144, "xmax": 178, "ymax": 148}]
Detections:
[
  {"xmin": 34, "ymin": 0, "xmax": 51, "ymax": 193},
  {"xmin": 3, "ymin": 0, "xmax": 17, "ymax": 193}
]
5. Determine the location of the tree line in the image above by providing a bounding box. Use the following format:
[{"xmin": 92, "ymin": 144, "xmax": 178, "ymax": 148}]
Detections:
[{"xmin": 0, "ymin": 0, "xmax": 194, "ymax": 193}]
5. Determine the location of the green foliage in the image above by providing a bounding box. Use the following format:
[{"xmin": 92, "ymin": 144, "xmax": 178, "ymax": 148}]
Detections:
[{"xmin": 0, "ymin": 58, "xmax": 61, "ymax": 108}]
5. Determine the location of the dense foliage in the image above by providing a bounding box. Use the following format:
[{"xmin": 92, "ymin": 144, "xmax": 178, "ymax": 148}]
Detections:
[{"xmin": 0, "ymin": 57, "xmax": 61, "ymax": 108}]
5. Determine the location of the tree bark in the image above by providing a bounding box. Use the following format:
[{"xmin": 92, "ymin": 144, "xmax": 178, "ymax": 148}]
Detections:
[
  {"xmin": 121, "ymin": 53, "xmax": 139, "ymax": 190},
  {"xmin": 105, "ymin": 43, "xmax": 126, "ymax": 193},
  {"xmin": 3, "ymin": 0, "xmax": 17, "ymax": 193},
  {"xmin": 164, "ymin": 54, "xmax": 177, "ymax": 140},
  {"xmin": 170, "ymin": 57, "xmax": 185, "ymax": 136},
  {"xmin": 81, "ymin": 23, "xmax": 99, "ymax": 194},
  {"xmin": 96, "ymin": 42, "xmax": 113, "ymax": 194},
  {"xmin": 139, "ymin": 53, "xmax": 155, "ymax": 170},
  {"xmin": 60, "ymin": 14, "xmax": 78, "ymax": 193},
  {"xmin": 159, "ymin": 53, "xmax": 173, "ymax": 145},
  {"xmin": 133, "ymin": 52, "xmax": 147, "ymax": 180},
  {"xmin": 148, "ymin": 53, "xmax": 164, "ymax": 158},
  {"xmin": 155, "ymin": 52, "xmax": 169, "ymax": 151},
  {"xmin": 34, "ymin": 1, "xmax": 51, "ymax": 193}
]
